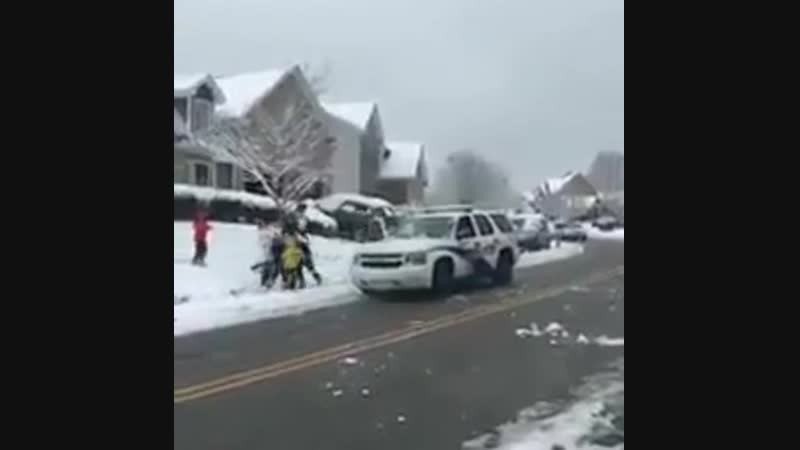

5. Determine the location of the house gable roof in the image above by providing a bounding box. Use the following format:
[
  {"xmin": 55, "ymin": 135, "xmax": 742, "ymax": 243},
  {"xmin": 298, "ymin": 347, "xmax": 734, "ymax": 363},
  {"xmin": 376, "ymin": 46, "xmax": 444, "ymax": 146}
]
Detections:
[
  {"xmin": 322, "ymin": 102, "xmax": 377, "ymax": 131},
  {"xmin": 534, "ymin": 172, "xmax": 597, "ymax": 198},
  {"xmin": 215, "ymin": 66, "xmax": 295, "ymax": 118},
  {"xmin": 380, "ymin": 141, "xmax": 427, "ymax": 182},
  {"xmin": 173, "ymin": 73, "xmax": 226, "ymax": 104}
]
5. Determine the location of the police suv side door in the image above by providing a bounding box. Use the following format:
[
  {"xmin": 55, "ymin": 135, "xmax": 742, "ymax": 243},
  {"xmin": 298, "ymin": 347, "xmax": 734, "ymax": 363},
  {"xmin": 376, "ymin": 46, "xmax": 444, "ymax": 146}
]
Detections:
[
  {"xmin": 453, "ymin": 215, "xmax": 481, "ymax": 273},
  {"xmin": 473, "ymin": 213, "xmax": 501, "ymax": 268}
]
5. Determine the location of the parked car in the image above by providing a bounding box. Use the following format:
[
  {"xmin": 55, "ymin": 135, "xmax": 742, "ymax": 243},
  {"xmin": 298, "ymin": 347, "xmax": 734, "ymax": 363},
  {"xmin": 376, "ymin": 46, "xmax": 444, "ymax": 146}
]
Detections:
[
  {"xmin": 317, "ymin": 193, "xmax": 398, "ymax": 242},
  {"xmin": 593, "ymin": 215, "xmax": 621, "ymax": 231},
  {"xmin": 350, "ymin": 205, "xmax": 520, "ymax": 296},
  {"xmin": 553, "ymin": 220, "xmax": 588, "ymax": 242},
  {"xmin": 509, "ymin": 213, "xmax": 551, "ymax": 251}
]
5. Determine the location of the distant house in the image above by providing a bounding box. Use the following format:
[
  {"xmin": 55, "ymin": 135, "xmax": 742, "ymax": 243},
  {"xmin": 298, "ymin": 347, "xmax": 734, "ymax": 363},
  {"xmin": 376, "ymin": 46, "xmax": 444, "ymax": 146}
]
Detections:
[
  {"xmin": 173, "ymin": 74, "xmax": 243, "ymax": 189},
  {"xmin": 532, "ymin": 172, "xmax": 598, "ymax": 219},
  {"xmin": 377, "ymin": 142, "xmax": 429, "ymax": 205},
  {"xmin": 216, "ymin": 66, "xmax": 337, "ymax": 197}
]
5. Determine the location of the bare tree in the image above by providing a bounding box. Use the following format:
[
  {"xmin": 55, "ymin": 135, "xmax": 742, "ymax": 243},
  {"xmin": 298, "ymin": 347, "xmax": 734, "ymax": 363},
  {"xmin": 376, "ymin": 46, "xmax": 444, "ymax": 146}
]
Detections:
[
  {"xmin": 428, "ymin": 150, "xmax": 518, "ymax": 208},
  {"xmin": 195, "ymin": 98, "xmax": 335, "ymax": 211}
]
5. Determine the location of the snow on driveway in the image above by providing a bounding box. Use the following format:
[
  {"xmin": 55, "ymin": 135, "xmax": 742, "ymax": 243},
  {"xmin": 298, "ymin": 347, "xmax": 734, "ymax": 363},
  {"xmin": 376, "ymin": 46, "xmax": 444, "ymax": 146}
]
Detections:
[
  {"xmin": 585, "ymin": 226, "xmax": 625, "ymax": 241},
  {"xmin": 174, "ymin": 222, "xmax": 586, "ymax": 337},
  {"xmin": 517, "ymin": 243, "xmax": 583, "ymax": 268}
]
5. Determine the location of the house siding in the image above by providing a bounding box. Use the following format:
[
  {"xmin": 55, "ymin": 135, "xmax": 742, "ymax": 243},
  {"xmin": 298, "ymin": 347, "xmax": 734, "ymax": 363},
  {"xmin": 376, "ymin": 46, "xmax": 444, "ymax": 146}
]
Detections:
[
  {"xmin": 359, "ymin": 115, "xmax": 383, "ymax": 196},
  {"xmin": 376, "ymin": 179, "xmax": 408, "ymax": 205},
  {"xmin": 324, "ymin": 113, "xmax": 361, "ymax": 193}
]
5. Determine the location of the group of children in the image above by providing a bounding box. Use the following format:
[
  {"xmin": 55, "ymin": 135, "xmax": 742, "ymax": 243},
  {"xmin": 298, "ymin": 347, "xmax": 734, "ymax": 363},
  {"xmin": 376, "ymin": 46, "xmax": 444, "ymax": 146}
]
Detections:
[
  {"xmin": 191, "ymin": 204, "xmax": 323, "ymax": 290},
  {"xmin": 254, "ymin": 203, "xmax": 323, "ymax": 290}
]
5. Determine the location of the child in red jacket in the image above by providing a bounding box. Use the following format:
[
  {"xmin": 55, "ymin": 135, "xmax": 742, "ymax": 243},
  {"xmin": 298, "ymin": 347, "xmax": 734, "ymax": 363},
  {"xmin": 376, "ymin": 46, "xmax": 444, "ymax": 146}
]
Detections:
[{"xmin": 191, "ymin": 210, "xmax": 212, "ymax": 266}]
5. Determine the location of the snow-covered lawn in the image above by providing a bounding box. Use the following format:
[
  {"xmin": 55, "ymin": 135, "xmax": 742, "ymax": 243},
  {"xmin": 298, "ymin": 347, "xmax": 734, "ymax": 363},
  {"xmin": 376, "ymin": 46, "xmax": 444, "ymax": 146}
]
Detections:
[
  {"xmin": 174, "ymin": 222, "xmax": 359, "ymax": 336},
  {"xmin": 174, "ymin": 223, "xmax": 586, "ymax": 337}
]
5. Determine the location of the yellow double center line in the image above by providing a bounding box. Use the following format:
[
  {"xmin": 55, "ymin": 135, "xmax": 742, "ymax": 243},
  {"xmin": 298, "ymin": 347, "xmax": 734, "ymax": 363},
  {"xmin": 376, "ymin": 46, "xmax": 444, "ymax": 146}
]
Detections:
[{"xmin": 174, "ymin": 266, "xmax": 623, "ymax": 404}]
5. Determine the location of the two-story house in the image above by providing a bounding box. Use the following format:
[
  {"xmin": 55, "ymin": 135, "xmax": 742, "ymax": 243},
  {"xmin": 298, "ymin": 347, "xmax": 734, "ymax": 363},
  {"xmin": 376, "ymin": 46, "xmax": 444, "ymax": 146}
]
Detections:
[
  {"xmin": 173, "ymin": 74, "xmax": 244, "ymax": 190},
  {"xmin": 323, "ymin": 102, "xmax": 428, "ymax": 204},
  {"xmin": 378, "ymin": 141, "xmax": 429, "ymax": 205},
  {"xmin": 173, "ymin": 67, "xmax": 429, "ymax": 205},
  {"xmin": 532, "ymin": 171, "xmax": 598, "ymax": 219}
]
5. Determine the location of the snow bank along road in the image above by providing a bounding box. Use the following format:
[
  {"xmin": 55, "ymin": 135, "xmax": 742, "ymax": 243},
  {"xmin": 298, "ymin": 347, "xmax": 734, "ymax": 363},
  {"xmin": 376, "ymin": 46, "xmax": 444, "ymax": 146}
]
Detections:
[{"xmin": 174, "ymin": 240, "xmax": 624, "ymax": 450}]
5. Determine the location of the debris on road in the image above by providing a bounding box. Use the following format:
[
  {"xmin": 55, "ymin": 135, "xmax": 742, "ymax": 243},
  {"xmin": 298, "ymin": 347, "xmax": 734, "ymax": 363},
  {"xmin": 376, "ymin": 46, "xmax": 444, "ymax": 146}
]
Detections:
[
  {"xmin": 360, "ymin": 388, "xmax": 371, "ymax": 397},
  {"xmin": 576, "ymin": 334, "xmax": 590, "ymax": 344},
  {"xmin": 425, "ymin": 368, "xmax": 433, "ymax": 376},
  {"xmin": 341, "ymin": 356, "xmax": 359, "ymax": 366},
  {"xmin": 594, "ymin": 336, "xmax": 624, "ymax": 347},
  {"xmin": 397, "ymin": 415, "xmax": 407, "ymax": 424},
  {"xmin": 324, "ymin": 381, "xmax": 334, "ymax": 390},
  {"xmin": 332, "ymin": 389, "xmax": 344, "ymax": 398},
  {"xmin": 569, "ymin": 286, "xmax": 591, "ymax": 293},
  {"xmin": 516, "ymin": 328, "xmax": 535, "ymax": 338},
  {"xmin": 545, "ymin": 322, "xmax": 565, "ymax": 334}
]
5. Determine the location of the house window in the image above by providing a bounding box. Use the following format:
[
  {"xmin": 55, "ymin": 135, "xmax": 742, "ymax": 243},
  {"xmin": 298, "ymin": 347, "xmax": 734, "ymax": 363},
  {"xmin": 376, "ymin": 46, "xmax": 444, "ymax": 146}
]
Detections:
[
  {"xmin": 216, "ymin": 163, "xmax": 234, "ymax": 189},
  {"xmin": 174, "ymin": 161, "xmax": 189, "ymax": 183},
  {"xmin": 193, "ymin": 163, "xmax": 211, "ymax": 186},
  {"xmin": 190, "ymin": 98, "xmax": 213, "ymax": 132}
]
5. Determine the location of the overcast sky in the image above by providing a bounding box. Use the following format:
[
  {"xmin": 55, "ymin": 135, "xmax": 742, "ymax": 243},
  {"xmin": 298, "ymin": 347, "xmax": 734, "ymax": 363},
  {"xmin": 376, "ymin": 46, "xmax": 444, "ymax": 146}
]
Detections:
[{"xmin": 175, "ymin": 0, "xmax": 624, "ymax": 189}]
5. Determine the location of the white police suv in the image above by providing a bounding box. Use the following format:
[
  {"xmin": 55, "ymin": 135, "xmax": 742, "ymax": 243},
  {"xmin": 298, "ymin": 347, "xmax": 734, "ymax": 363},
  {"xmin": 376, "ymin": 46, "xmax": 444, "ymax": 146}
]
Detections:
[{"xmin": 350, "ymin": 206, "xmax": 520, "ymax": 295}]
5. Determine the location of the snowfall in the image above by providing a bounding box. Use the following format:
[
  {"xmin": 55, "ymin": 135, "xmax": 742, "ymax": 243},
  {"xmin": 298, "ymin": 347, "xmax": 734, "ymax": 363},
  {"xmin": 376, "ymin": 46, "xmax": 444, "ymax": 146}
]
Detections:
[{"xmin": 174, "ymin": 222, "xmax": 586, "ymax": 337}]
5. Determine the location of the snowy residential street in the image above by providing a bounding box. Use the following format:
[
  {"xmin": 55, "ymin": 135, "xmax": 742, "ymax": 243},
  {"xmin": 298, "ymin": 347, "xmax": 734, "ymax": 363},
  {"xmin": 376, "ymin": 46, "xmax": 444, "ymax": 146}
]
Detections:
[
  {"xmin": 174, "ymin": 222, "xmax": 585, "ymax": 336},
  {"xmin": 174, "ymin": 235, "xmax": 624, "ymax": 450}
]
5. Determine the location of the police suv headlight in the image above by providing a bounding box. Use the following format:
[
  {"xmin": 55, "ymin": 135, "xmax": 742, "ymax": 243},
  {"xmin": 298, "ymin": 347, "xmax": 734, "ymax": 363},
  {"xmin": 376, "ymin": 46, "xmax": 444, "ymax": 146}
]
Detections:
[{"xmin": 405, "ymin": 251, "xmax": 427, "ymax": 265}]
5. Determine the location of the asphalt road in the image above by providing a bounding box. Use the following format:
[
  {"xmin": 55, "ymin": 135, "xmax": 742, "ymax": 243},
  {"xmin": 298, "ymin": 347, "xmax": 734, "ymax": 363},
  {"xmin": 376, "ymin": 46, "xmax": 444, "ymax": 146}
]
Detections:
[{"xmin": 174, "ymin": 240, "xmax": 624, "ymax": 450}]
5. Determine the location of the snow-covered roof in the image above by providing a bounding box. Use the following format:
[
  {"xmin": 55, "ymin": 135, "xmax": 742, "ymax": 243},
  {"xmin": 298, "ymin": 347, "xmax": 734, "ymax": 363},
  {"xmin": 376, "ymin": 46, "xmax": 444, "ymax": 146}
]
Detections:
[
  {"xmin": 317, "ymin": 193, "xmax": 393, "ymax": 211},
  {"xmin": 174, "ymin": 73, "xmax": 226, "ymax": 104},
  {"xmin": 215, "ymin": 68, "xmax": 293, "ymax": 117},
  {"xmin": 534, "ymin": 172, "xmax": 597, "ymax": 198},
  {"xmin": 380, "ymin": 142, "xmax": 426, "ymax": 181},
  {"xmin": 541, "ymin": 172, "xmax": 578, "ymax": 195},
  {"xmin": 322, "ymin": 102, "xmax": 376, "ymax": 130}
]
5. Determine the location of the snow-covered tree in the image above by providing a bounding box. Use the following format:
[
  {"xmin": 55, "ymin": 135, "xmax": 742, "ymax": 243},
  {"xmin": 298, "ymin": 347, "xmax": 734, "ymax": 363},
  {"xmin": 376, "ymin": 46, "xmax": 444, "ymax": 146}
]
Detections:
[
  {"xmin": 428, "ymin": 150, "xmax": 518, "ymax": 208},
  {"xmin": 301, "ymin": 61, "xmax": 331, "ymax": 96},
  {"xmin": 196, "ymin": 97, "xmax": 334, "ymax": 211}
]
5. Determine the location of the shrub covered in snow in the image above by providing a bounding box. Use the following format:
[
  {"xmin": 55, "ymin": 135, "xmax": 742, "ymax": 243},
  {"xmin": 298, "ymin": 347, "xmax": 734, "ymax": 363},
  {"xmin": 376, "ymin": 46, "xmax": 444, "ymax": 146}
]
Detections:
[
  {"xmin": 174, "ymin": 184, "xmax": 280, "ymax": 223},
  {"xmin": 174, "ymin": 184, "xmax": 338, "ymax": 235}
]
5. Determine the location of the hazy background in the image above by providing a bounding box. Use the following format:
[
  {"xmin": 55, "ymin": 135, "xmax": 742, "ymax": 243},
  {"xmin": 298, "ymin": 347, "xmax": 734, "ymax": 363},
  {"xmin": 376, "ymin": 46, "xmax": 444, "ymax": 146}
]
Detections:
[{"xmin": 174, "ymin": 0, "xmax": 624, "ymax": 191}]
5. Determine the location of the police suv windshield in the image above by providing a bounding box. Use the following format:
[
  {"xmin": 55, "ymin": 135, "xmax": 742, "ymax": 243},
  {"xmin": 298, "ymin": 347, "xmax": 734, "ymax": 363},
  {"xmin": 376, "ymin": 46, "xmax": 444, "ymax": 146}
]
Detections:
[{"xmin": 393, "ymin": 216, "xmax": 454, "ymax": 239}]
